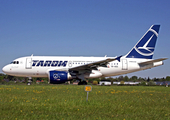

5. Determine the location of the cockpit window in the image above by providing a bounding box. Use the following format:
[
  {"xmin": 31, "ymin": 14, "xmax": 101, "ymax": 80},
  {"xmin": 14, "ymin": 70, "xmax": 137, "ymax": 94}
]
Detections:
[{"xmin": 11, "ymin": 61, "xmax": 19, "ymax": 64}]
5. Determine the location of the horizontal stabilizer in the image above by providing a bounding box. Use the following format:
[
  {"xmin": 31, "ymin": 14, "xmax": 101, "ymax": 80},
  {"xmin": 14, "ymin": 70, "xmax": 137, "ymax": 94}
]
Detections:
[{"xmin": 138, "ymin": 58, "xmax": 168, "ymax": 66}]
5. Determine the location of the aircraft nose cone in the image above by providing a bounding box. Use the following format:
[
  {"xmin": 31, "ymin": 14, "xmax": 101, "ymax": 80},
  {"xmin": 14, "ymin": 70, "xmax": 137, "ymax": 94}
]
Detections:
[{"xmin": 2, "ymin": 66, "xmax": 9, "ymax": 73}]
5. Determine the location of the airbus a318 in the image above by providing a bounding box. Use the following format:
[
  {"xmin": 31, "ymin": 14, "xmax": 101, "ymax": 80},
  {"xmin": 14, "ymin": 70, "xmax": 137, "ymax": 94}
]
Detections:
[{"xmin": 2, "ymin": 25, "xmax": 167, "ymax": 85}]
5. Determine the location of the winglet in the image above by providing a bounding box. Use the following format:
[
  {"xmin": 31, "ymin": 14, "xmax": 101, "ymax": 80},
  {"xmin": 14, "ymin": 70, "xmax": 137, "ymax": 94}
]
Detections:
[{"xmin": 116, "ymin": 55, "xmax": 122, "ymax": 62}]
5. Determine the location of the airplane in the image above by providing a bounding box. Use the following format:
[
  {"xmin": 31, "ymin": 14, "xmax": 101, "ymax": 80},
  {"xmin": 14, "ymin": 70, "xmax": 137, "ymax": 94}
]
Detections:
[{"xmin": 2, "ymin": 25, "xmax": 167, "ymax": 85}]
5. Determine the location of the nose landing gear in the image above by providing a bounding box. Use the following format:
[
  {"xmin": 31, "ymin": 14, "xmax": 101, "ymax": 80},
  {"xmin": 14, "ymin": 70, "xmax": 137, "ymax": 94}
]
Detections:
[{"xmin": 27, "ymin": 77, "xmax": 32, "ymax": 85}]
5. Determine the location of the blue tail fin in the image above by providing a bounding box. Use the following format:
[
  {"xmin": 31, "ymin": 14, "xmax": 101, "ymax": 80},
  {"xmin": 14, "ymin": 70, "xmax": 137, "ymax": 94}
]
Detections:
[{"xmin": 125, "ymin": 25, "xmax": 160, "ymax": 59}]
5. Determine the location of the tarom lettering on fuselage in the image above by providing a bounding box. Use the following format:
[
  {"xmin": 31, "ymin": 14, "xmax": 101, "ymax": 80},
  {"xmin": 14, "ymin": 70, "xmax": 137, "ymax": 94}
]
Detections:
[{"xmin": 32, "ymin": 60, "xmax": 68, "ymax": 67}]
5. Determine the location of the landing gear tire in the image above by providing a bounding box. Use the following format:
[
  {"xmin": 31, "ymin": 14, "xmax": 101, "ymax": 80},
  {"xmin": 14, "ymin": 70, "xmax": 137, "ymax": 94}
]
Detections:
[
  {"xmin": 27, "ymin": 79, "xmax": 32, "ymax": 85},
  {"xmin": 78, "ymin": 81, "xmax": 87, "ymax": 85},
  {"xmin": 27, "ymin": 82, "xmax": 31, "ymax": 85}
]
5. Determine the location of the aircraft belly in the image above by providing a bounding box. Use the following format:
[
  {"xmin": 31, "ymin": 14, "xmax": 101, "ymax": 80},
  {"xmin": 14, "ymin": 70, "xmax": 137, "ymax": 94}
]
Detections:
[
  {"xmin": 100, "ymin": 67, "xmax": 121, "ymax": 76},
  {"xmin": 12, "ymin": 67, "xmax": 47, "ymax": 77},
  {"xmin": 100, "ymin": 63, "xmax": 140, "ymax": 77}
]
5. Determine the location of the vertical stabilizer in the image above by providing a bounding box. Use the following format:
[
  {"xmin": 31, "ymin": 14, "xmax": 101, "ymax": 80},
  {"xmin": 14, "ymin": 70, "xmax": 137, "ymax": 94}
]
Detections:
[{"xmin": 125, "ymin": 25, "xmax": 160, "ymax": 59}]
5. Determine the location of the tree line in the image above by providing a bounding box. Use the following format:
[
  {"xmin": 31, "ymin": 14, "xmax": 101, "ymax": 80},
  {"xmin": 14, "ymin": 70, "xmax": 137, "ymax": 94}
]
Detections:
[
  {"xmin": 0, "ymin": 73, "xmax": 170, "ymax": 83},
  {"xmin": 88, "ymin": 75, "xmax": 170, "ymax": 82}
]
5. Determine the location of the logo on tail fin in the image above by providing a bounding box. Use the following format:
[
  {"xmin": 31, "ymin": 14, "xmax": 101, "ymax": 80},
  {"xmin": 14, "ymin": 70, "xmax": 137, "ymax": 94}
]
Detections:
[{"xmin": 126, "ymin": 25, "xmax": 160, "ymax": 59}]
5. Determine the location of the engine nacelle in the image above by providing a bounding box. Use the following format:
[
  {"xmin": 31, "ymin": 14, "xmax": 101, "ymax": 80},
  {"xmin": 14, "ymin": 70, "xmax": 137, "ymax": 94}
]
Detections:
[{"xmin": 48, "ymin": 71, "xmax": 72, "ymax": 84}]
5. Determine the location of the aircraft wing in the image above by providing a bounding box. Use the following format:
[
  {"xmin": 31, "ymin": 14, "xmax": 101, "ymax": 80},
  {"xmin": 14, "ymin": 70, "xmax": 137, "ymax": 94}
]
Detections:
[
  {"xmin": 138, "ymin": 58, "xmax": 168, "ymax": 66},
  {"xmin": 69, "ymin": 56, "xmax": 122, "ymax": 72}
]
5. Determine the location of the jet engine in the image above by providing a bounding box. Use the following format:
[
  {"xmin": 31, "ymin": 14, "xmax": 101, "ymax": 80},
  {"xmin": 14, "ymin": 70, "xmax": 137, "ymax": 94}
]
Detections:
[{"xmin": 48, "ymin": 71, "xmax": 72, "ymax": 84}]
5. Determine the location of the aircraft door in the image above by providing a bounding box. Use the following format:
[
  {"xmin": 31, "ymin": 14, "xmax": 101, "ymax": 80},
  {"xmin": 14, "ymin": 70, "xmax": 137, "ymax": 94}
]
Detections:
[
  {"xmin": 26, "ymin": 58, "xmax": 32, "ymax": 69},
  {"xmin": 122, "ymin": 59, "xmax": 128, "ymax": 70}
]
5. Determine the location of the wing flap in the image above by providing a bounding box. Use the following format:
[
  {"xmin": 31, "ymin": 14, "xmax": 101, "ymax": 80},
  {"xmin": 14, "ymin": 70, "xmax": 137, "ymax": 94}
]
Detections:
[{"xmin": 69, "ymin": 56, "xmax": 122, "ymax": 71}]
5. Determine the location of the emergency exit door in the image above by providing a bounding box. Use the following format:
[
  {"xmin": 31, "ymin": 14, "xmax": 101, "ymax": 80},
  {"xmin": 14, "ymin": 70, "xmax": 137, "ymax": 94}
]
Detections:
[
  {"xmin": 68, "ymin": 61, "xmax": 72, "ymax": 67},
  {"xmin": 122, "ymin": 59, "xmax": 128, "ymax": 70}
]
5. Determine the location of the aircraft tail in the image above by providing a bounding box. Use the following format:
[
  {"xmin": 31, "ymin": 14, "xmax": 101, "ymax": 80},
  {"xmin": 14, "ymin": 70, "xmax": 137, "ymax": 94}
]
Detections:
[{"xmin": 125, "ymin": 25, "xmax": 160, "ymax": 59}]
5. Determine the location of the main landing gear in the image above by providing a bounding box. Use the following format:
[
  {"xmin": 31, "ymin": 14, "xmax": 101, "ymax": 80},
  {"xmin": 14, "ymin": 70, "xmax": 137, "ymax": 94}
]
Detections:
[
  {"xmin": 77, "ymin": 74, "xmax": 87, "ymax": 85},
  {"xmin": 78, "ymin": 81, "xmax": 87, "ymax": 85}
]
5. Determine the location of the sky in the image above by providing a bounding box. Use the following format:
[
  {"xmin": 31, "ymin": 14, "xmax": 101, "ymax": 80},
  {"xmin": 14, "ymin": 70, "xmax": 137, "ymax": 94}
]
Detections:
[{"xmin": 0, "ymin": 0, "xmax": 170, "ymax": 78}]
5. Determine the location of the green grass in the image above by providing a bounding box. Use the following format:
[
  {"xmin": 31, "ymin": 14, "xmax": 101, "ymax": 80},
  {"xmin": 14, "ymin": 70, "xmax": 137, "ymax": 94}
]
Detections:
[{"xmin": 0, "ymin": 85, "xmax": 170, "ymax": 120}]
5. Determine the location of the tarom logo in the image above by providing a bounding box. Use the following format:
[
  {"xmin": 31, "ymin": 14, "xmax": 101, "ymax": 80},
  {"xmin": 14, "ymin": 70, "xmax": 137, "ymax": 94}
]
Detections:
[
  {"xmin": 134, "ymin": 28, "xmax": 158, "ymax": 56},
  {"xmin": 53, "ymin": 73, "xmax": 60, "ymax": 81}
]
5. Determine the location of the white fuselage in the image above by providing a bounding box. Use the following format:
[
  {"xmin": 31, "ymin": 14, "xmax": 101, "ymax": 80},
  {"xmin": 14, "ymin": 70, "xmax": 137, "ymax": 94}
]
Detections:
[{"xmin": 2, "ymin": 56, "xmax": 163, "ymax": 79}]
